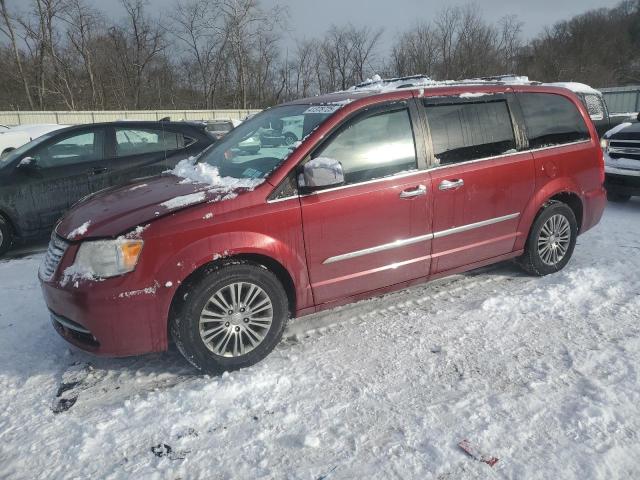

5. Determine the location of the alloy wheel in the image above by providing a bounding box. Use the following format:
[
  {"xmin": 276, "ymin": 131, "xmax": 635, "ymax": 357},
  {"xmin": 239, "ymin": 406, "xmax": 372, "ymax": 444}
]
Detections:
[
  {"xmin": 199, "ymin": 281, "xmax": 273, "ymax": 357},
  {"xmin": 537, "ymin": 214, "xmax": 571, "ymax": 266}
]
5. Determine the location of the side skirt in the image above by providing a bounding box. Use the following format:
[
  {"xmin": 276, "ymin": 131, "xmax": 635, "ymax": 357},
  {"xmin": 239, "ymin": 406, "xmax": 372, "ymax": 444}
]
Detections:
[{"xmin": 294, "ymin": 249, "xmax": 524, "ymax": 317}]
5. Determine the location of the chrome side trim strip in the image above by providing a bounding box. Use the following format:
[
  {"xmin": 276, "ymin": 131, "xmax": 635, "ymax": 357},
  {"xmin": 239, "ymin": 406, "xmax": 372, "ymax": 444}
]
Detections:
[
  {"xmin": 322, "ymin": 212, "xmax": 520, "ymax": 264},
  {"xmin": 433, "ymin": 213, "xmax": 520, "ymax": 239},
  {"xmin": 323, "ymin": 233, "xmax": 434, "ymax": 264}
]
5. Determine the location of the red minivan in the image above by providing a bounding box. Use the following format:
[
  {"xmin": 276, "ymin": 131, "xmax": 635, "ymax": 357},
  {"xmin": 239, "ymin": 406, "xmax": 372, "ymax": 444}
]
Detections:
[{"xmin": 39, "ymin": 79, "xmax": 606, "ymax": 373}]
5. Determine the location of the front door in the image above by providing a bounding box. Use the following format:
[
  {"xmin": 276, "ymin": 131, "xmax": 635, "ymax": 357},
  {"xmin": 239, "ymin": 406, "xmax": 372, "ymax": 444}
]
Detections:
[
  {"xmin": 300, "ymin": 103, "xmax": 433, "ymax": 305},
  {"xmin": 422, "ymin": 95, "xmax": 535, "ymax": 273},
  {"xmin": 16, "ymin": 127, "xmax": 106, "ymax": 236}
]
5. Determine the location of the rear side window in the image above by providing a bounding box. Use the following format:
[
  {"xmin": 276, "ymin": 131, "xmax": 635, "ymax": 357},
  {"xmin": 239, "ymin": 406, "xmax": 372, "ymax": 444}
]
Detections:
[
  {"xmin": 115, "ymin": 128, "xmax": 190, "ymax": 157},
  {"xmin": 316, "ymin": 107, "xmax": 417, "ymax": 185},
  {"xmin": 518, "ymin": 93, "xmax": 590, "ymax": 149},
  {"xmin": 583, "ymin": 93, "xmax": 605, "ymax": 121},
  {"xmin": 424, "ymin": 100, "xmax": 516, "ymax": 165}
]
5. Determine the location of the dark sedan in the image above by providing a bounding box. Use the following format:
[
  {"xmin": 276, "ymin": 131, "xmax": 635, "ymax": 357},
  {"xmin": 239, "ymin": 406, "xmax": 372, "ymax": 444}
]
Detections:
[{"xmin": 0, "ymin": 121, "xmax": 214, "ymax": 255}]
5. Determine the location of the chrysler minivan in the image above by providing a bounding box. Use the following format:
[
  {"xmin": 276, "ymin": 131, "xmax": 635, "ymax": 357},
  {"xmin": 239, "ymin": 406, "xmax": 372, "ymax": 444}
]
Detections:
[{"xmin": 39, "ymin": 78, "xmax": 606, "ymax": 373}]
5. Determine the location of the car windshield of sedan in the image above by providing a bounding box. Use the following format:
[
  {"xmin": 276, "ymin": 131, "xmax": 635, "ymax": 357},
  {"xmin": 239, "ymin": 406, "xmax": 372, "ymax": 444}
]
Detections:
[{"xmin": 197, "ymin": 105, "xmax": 338, "ymax": 179}]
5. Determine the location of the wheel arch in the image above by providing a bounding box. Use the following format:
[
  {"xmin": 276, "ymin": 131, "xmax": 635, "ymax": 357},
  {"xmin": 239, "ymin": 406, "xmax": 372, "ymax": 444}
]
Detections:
[
  {"xmin": 169, "ymin": 253, "xmax": 297, "ymax": 321},
  {"xmin": 515, "ymin": 182, "xmax": 584, "ymax": 251}
]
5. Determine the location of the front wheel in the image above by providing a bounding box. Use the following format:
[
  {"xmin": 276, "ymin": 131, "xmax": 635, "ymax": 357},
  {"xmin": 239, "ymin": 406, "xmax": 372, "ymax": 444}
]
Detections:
[
  {"xmin": 517, "ymin": 202, "xmax": 578, "ymax": 276},
  {"xmin": 0, "ymin": 216, "xmax": 13, "ymax": 257},
  {"xmin": 171, "ymin": 262, "xmax": 289, "ymax": 374}
]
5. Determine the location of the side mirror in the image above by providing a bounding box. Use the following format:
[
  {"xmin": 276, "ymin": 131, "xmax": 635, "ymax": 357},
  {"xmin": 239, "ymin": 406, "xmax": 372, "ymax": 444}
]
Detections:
[
  {"xmin": 299, "ymin": 157, "xmax": 345, "ymax": 192},
  {"xmin": 16, "ymin": 156, "xmax": 37, "ymax": 170}
]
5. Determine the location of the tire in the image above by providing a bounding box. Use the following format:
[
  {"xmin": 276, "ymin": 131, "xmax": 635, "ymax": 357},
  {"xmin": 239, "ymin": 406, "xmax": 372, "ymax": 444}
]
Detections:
[
  {"xmin": 0, "ymin": 215, "xmax": 13, "ymax": 257},
  {"xmin": 283, "ymin": 132, "xmax": 298, "ymax": 146},
  {"xmin": 517, "ymin": 201, "xmax": 578, "ymax": 276},
  {"xmin": 607, "ymin": 192, "xmax": 631, "ymax": 203},
  {"xmin": 171, "ymin": 261, "xmax": 289, "ymax": 374}
]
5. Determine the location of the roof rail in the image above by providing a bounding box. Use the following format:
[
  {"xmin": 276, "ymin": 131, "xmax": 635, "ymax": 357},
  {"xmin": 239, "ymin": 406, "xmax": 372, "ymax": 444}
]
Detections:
[{"xmin": 349, "ymin": 74, "xmax": 540, "ymax": 93}]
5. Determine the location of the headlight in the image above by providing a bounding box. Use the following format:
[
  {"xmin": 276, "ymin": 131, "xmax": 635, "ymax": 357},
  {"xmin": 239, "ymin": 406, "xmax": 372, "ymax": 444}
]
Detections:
[
  {"xmin": 72, "ymin": 239, "xmax": 143, "ymax": 278},
  {"xmin": 600, "ymin": 138, "xmax": 609, "ymax": 151}
]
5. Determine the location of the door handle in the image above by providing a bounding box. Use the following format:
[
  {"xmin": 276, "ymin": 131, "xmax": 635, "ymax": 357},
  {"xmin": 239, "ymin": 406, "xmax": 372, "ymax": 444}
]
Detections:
[
  {"xmin": 88, "ymin": 167, "xmax": 108, "ymax": 176},
  {"xmin": 400, "ymin": 184, "xmax": 427, "ymax": 199},
  {"xmin": 439, "ymin": 179, "xmax": 464, "ymax": 191}
]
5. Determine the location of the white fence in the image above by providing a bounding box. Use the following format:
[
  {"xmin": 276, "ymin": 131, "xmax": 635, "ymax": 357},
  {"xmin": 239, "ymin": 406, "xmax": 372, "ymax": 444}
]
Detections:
[{"xmin": 0, "ymin": 109, "xmax": 262, "ymax": 126}]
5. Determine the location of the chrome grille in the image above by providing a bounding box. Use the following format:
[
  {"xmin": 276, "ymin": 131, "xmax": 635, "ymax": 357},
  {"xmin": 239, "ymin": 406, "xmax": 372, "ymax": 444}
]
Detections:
[
  {"xmin": 39, "ymin": 234, "xmax": 69, "ymax": 281},
  {"xmin": 609, "ymin": 139, "xmax": 640, "ymax": 159}
]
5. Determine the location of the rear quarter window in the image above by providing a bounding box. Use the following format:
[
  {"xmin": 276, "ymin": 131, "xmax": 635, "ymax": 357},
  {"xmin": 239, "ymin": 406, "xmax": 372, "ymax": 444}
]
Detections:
[{"xmin": 518, "ymin": 93, "xmax": 590, "ymax": 149}]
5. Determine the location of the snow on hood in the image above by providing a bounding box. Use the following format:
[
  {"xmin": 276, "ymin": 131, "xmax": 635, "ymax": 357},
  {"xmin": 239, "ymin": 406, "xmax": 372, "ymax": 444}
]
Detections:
[
  {"xmin": 56, "ymin": 160, "xmax": 265, "ymax": 241},
  {"xmin": 171, "ymin": 159, "xmax": 264, "ymax": 191}
]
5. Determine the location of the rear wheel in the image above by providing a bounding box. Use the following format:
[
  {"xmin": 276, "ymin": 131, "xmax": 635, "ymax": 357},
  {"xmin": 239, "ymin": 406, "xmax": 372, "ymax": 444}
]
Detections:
[
  {"xmin": 517, "ymin": 202, "xmax": 577, "ymax": 276},
  {"xmin": 0, "ymin": 216, "xmax": 13, "ymax": 257},
  {"xmin": 171, "ymin": 262, "xmax": 289, "ymax": 374},
  {"xmin": 607, "ymin": 192, "xmax": 631, "ymax": 203}
]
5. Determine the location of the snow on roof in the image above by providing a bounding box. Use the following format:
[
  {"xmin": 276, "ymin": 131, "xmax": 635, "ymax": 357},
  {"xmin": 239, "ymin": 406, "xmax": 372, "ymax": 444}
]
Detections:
[
  {"xmin": 543, "ymin": 82, "xmax": 600, "ymax": 95},
  {"xmin": 344, "ymin": 75, "xmax": 600, "ymax": 97},
  {"xmin": 347, "ymin": 74, "xmax": 535, "ymax": 93}
]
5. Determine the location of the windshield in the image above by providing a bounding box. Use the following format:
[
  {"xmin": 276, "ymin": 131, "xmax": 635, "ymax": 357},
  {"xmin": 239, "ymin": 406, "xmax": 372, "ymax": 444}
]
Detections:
[
  {"xmin": 0, "ymin": 130, "xmax": 58, "ymax": 168},
  {"xmin": 197, "ymin": 105, "xmax": 337, "ymax": 179}
]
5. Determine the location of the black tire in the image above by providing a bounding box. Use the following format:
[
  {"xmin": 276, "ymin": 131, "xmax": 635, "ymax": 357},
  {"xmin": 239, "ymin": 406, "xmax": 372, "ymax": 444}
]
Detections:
[
  {"xmin": 283, "ymin": 132, "xmax": 298, "ymax": 146},
  {"xmin": 607, "ymin": 192, "xmax": 631, "ymax": 203},
  {"xmin": 517, "ymin": 201, "xmax": 578, "ymax": 276},
  {"xmin": 171, "ymin": 261, "xmax": 289, "ymax": 374},
  {"xmin": 0, "ymin": 215, "xmax": 13, "ymax": 257}
]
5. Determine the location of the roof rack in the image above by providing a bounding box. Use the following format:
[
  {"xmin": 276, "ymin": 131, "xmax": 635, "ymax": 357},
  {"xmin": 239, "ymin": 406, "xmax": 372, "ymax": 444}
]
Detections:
[{"xmin": 350, "ymin": 74, "xmax": 541, "ymax": 93}]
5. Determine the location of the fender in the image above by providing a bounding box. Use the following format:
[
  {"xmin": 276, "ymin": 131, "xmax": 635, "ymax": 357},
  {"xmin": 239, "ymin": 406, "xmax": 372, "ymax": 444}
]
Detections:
[
  {"xmin": 514, "ymin": 177, "xmax": 583, "ymax": 251},
  {"xmin": 149, "ymin": 230, "xmax": 313, "ymax": 339}
]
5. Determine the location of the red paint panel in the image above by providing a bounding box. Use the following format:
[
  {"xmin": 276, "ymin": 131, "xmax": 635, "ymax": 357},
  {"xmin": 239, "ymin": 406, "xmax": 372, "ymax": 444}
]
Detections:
[
  {"xmin": 301, "ymin": 172, "xmax": 433, "ymax": 304},
  {"xmin": 429, "ymin": 152, "xmax": 535, "ymax": 273}
]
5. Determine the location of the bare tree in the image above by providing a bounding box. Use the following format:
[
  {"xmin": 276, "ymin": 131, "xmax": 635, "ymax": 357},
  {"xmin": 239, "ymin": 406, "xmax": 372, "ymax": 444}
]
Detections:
[
  {"xmin": 0, "ymin": 0, "xmax": 35, "ymax": 108},
  {"xmin": 171, "ymin": 0, "xmax": 229, "ymax": 108}
]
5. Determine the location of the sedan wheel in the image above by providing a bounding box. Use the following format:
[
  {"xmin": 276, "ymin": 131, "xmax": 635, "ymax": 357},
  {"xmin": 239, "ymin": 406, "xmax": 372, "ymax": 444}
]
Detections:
[{"xmin": 0, "ymin": 216, "xmax": 12, "ymax": 257}]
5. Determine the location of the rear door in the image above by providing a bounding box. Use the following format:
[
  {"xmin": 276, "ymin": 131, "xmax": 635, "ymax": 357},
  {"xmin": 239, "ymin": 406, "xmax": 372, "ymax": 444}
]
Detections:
[
  {"xmin": 94, "ymin": 125, "xmax": 199, "ymax": 191},
  {"xmin": 300, "ymin": 101, "xmax": 433, "ymax": 305},
  {"xmin": 422, "ymin": 94, "xmax": 535, "ymax": 274}
]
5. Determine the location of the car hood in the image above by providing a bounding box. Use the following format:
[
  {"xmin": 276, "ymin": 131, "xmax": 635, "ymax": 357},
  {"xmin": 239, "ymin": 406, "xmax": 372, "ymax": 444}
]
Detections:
[
  {"xmin": 605, "ymin": 122, "xmax": 640, "ymax": 140},
  {"xmin": 56, "ymin": 173, "xmax": 258, "ymax": 241}
]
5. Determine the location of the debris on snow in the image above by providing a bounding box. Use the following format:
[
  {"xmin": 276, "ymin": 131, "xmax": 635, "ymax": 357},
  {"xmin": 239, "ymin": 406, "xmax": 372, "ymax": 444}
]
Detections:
[{"xmin": 458, "ymin": 439, "xmax": 499, "ymax": 467}]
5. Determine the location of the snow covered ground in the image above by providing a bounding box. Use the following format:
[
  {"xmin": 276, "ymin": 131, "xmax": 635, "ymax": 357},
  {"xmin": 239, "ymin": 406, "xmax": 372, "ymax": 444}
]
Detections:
[{"xmin": 1, "ymin": 201, "xmax": 640, "ymax": 479}]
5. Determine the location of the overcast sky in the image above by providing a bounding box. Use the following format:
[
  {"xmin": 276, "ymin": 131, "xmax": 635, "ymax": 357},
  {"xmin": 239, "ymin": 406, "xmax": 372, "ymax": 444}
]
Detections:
[{"xmin": 92, "ymin": 0, "xmax": 620, "ymax": 49}]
